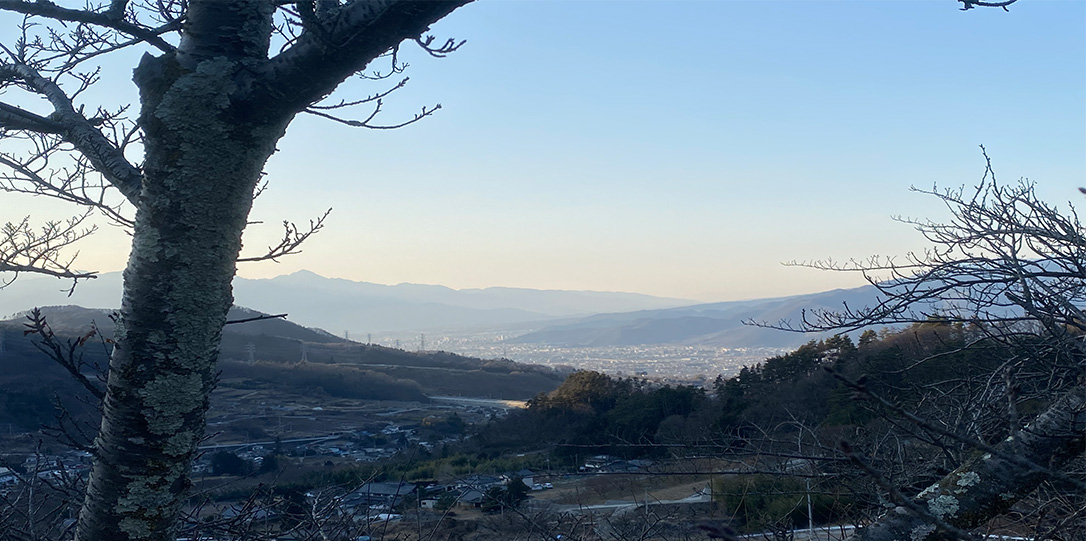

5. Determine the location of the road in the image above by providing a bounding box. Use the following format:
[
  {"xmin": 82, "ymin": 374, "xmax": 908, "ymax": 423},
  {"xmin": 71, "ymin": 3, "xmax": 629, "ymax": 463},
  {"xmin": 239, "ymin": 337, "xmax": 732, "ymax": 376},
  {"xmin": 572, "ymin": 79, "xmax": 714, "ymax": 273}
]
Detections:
[{"xmin": 429, "ymin": 396, "xmax": 528, "ymax": 409}]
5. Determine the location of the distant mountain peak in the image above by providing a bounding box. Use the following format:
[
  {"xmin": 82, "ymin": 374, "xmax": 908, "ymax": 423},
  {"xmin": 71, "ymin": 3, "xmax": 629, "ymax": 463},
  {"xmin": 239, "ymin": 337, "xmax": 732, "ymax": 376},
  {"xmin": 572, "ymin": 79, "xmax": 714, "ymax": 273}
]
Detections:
[{"xmin": 286, "ymin": 269, "xmax": 326, "ymax": 278}]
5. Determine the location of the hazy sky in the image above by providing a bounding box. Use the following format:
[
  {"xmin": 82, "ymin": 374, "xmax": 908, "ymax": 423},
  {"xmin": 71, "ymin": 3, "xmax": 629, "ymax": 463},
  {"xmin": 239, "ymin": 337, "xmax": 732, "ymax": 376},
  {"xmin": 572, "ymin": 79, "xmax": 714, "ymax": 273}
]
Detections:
[{"xmin": 8, "ymin": 0, "xmax": 1086, "ymax": 302}]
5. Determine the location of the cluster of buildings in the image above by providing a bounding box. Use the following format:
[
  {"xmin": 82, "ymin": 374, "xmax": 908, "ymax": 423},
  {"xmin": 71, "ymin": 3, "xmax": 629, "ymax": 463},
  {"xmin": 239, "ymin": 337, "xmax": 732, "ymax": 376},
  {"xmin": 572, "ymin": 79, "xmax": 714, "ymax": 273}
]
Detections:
[
  {"xmin": 437, "ymin": 337, "xmax": 784, "ymax": 381},
  {"xmin": 336, "ymin": 469, "xmax": 544, "ymax": 518},
  {"xmin": 188, "ymin": 469, "xmax": 557, "ymax": 538},
  {"xmin": 192, "ymin": 419, "xmax": 463, "ymax": 476},
  {"xmin": 0, "ymin": 449, "xmax": 92, "ymax": 494}
]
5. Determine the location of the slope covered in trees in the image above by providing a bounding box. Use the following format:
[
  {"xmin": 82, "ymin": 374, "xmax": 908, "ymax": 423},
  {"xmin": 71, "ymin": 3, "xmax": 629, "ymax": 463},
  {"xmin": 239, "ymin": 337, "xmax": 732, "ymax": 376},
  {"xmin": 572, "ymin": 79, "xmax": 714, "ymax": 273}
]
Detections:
[{"xmin": 477, "ymin": 320, "xmax": 1082, "ymax": 537}]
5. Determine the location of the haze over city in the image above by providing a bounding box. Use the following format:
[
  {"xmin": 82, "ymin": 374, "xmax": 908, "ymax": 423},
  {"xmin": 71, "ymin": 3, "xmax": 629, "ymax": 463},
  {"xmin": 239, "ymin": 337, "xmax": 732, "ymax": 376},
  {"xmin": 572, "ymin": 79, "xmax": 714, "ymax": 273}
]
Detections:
[{"xmin": 7, "ymin": 0, "xmax": 1084, "ymax": 302}]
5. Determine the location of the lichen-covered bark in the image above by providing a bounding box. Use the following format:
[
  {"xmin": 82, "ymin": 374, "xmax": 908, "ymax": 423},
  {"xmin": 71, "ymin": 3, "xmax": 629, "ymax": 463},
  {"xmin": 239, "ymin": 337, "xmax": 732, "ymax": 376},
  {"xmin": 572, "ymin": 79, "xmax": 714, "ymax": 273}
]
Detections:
[
  {"xmin": 75, "ymin": 19, "xmax": 287, "ymax": 541},
  {"xmin": 851, "ymin": 384, "xmax": 1086, "ymax": 541},
  {"xmin": 70, "ymin": 1, "xmax": 472, "ymax": 538}
]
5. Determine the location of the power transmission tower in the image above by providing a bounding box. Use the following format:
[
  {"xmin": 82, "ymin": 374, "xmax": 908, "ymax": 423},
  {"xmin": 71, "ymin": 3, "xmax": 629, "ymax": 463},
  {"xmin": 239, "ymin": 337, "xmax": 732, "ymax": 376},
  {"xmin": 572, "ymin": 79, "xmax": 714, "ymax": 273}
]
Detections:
[
  {"xmin": 245, "ymin": 343, "xmax": 256, "ymax": 363},
  {"xmin": 419, "ymin": 333, "xmax": 425, "ymax": 352}
]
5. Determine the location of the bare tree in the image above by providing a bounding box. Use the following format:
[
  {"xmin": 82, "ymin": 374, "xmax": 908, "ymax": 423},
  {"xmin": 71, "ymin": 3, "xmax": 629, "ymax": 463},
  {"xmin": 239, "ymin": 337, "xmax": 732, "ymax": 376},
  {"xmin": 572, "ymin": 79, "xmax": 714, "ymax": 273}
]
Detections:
[
  {"xmin": 787, "ymin": 153, "xmax": 1086, "ymax": 342},
  {"xmin": 0, "ymin": 2, "xmax": 473, "ymax": 539},
  {"xmin": 774, "ymin": 152, "xmax": 1086, "ymax": 540}
]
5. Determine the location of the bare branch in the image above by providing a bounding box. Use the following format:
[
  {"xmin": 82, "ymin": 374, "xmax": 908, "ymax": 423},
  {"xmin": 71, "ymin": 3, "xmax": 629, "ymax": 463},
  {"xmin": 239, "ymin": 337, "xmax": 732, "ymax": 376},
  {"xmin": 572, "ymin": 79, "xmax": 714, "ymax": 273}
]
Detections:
[
  {"xmin": 22, "ymin": 308, "xmax": 107, "ymax": 401},
  {"xmin": 0, "ymin": 62, "xmax": 143, "ymax": 203},
  {"xmin": 307, "ymin": 76, "xmax": 409, "ymax": 109},
  {"xmin": 0, "ymin": 0, "xmax": 177, "ymax": 52},
  {"xmin": 0, "ymin": 214, "xmax": 96, "ymax": 287},
  {"xmin": 257, "ymin": 0, "xmax": 474, "ymax": 116},
  {"xmin": 237, "ymin": 207, "xmax": 331, "ymax": 263},
  {"xmin": 0, "ymin": 101, "xmax": 66, "ymax": 133},
  {"xmin": 415, "ymin": 34, "xmax": 466, "ymax": 58},
  {"xmin": 839, "ymin": 440, "xmax": 979, "ymax": 541},
  {"xmin": 357, "ymin": 45, "xmax": 407, "ymax": 80},
  {"xmin": 41, "ymin": 393, "xmax": 99, "ymax": 452},
  {"xmin": 303, "ymin": 100, "xmax": 440, "ymax": 129},
  {"xmin": 958, "ymin": 0, "xmax": 1018, "ymax": 11},
  {"xmin": 224, "ymin": 312, "xmax": 288, "ymax": 325},
  {"xmin": 757, "ymin": 153, "xmax": 1086, "ymax": 340},
  {"xmin": 299, "ymin": 76, "xmax": 444, "ymax": 129},
  {"xmin": 850, "ymin": 384, "xmax": 1086, "ymax": 541},
  {"xmin": 828, "ymin": 367, "xmax": 1086, "ymax": 493},
  {"xmin": 0, "ymin": 150, "xmax": 134, "ymax": 227}
]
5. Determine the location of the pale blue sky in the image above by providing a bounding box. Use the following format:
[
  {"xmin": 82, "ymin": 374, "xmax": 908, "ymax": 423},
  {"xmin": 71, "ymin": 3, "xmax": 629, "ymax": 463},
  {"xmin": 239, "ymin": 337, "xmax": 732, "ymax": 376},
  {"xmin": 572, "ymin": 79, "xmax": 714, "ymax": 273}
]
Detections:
[{"xmin": 12, "ymin": 0, "xmax": 1086, "ymax": 302}]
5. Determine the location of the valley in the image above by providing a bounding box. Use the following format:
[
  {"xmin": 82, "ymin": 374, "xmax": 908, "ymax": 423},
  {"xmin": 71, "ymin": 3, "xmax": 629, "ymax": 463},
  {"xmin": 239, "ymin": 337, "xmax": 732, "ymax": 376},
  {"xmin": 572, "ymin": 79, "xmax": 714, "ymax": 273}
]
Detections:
[{"xmin": 0, "ymin": 271, "xmax": 1071, "ymax": 540}]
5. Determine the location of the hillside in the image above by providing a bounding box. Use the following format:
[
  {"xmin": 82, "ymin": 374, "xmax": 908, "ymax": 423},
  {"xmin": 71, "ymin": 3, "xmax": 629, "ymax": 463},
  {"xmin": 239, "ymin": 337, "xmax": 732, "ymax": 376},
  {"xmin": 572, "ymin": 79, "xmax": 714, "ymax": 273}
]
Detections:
[
  {"xmin": 0, "ymin": 305, "xmax": 564, "ymax": 430},
  {"xmin": 509, "ymin": 285, "xmax": 884, "ymax": 348}
]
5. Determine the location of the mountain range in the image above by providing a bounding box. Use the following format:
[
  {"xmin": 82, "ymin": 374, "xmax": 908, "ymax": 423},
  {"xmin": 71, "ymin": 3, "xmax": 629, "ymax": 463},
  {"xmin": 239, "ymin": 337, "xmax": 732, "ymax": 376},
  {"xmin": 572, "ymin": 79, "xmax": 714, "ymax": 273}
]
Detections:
[
  {"xmin": 1, "ymin": 271, "xmax": 891, "ymax": 348},
  {"xmin": 1, "ymin": 270, "xmax": 695, "ymax": 334},
  {"xmin": 508, "ymin": 285, "xmax": 884, "ymax": 348}
]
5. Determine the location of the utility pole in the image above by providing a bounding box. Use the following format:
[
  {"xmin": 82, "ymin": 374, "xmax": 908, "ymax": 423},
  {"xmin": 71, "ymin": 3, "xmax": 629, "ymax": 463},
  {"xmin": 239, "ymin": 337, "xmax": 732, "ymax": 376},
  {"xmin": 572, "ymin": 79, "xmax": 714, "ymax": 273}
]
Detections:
[
  {"xmin": 798, "ymin": 426, "xmax": 814, "ymax": 533},
  {"xmin": 806, "ymin": 477, "xmax": 814, "ymax": 533}
]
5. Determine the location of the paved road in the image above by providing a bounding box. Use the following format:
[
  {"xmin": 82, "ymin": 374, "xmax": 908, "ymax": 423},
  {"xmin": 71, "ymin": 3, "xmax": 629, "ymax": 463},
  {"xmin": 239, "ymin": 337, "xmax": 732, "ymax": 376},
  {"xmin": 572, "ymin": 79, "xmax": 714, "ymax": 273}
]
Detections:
[
  {"xmin": 197, "ymin": 434, "xmax": 339, "ymax": 451},
  {"xmin": 543, "ymin": 491, "xmax": 711, "ymax": 515},
  {"xmin": 429, "ymin": 396, "xmax": 528, "ymax": 409}
]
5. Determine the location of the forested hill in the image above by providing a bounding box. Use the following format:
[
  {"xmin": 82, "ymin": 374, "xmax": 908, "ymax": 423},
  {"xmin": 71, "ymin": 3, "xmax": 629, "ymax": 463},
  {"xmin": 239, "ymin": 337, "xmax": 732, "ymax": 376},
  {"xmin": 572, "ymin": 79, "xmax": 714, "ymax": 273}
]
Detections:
[
  {"xmin": 0, "ymin": 306, "xmax": 564, "ymax": 431},
  {"xmin": 483, "ymin": 320, "xmax": 1074, "ymax": 463},
  {"xmin": 475, "ymin": 320, "xmax": 1079, "ymax": 534}
]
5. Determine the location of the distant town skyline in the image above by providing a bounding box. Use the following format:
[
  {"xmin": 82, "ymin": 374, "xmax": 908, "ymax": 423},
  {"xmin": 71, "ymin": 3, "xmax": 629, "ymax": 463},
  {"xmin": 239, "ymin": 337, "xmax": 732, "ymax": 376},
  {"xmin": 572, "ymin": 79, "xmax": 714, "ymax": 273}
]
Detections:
[{"xmin": 6, "ymin": 1, "xmax": 1085, "ymax": 302}]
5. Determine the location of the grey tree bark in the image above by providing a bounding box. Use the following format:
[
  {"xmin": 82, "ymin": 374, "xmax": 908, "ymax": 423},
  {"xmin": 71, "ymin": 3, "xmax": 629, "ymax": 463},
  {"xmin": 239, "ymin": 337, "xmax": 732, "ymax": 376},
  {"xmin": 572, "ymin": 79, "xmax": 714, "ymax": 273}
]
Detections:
[{"xmin": 1, "ymin": 1, "xmax": 470, "ymax": 539}]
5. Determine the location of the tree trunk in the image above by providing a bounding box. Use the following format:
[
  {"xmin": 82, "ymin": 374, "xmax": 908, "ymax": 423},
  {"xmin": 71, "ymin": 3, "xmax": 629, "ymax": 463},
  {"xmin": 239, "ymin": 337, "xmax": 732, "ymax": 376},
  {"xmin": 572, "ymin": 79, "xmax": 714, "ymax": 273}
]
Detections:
[
  {"xmin": 851, "ymin": 384, "xmax": 1086, "ymax": 541},
  {"xmin": 75, "ymin": 5, "xmax": 289, "ymax": 539}
]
